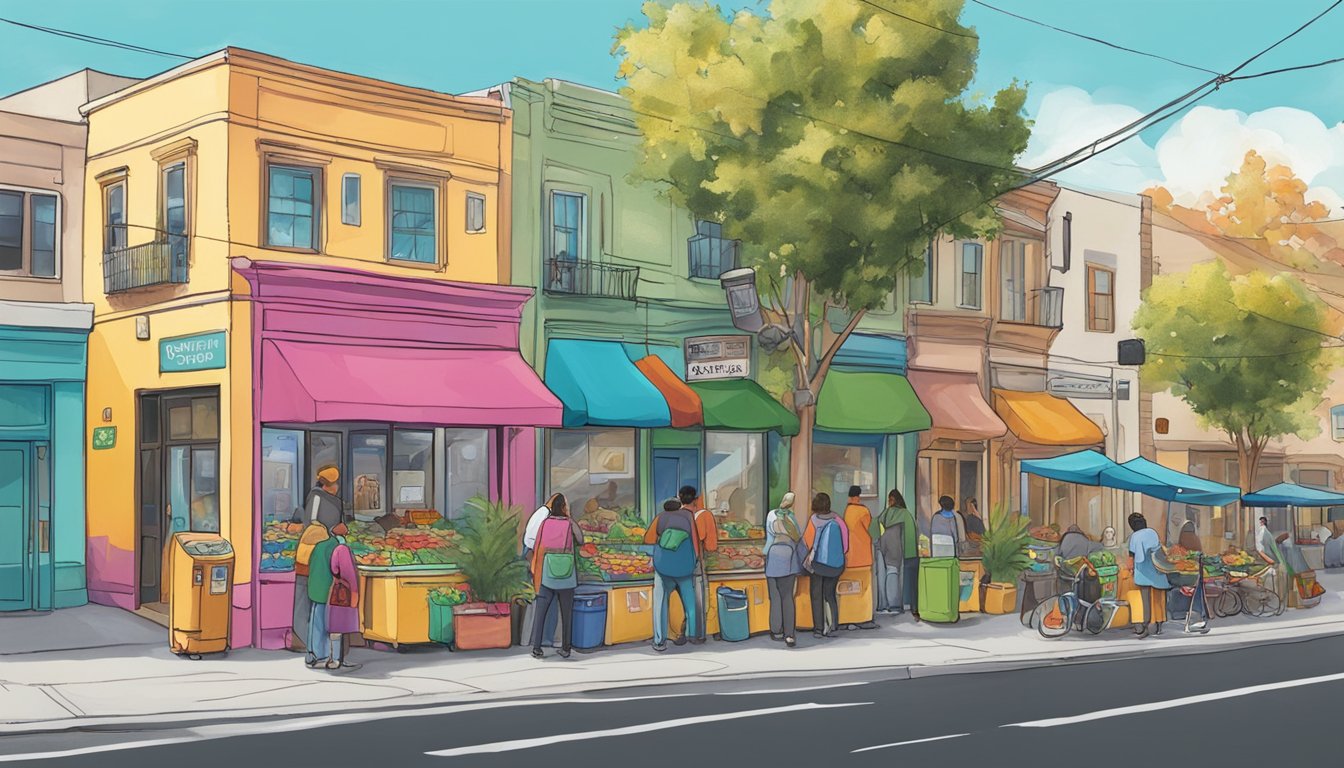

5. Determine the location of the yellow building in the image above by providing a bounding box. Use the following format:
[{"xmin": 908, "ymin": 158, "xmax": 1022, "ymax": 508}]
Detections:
[{"xmin": 83, "ymin": 49, "xmax": 558, "ymax": 650}]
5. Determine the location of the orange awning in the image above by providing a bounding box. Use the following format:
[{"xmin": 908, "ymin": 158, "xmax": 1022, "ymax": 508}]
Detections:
[
  {"xmin": 993, "ymin": 389, "xmax": 1104, "ymax": 447},
  {"xmin": 634, "ymin": 355, "xmax": 702, "ymax": 428}
]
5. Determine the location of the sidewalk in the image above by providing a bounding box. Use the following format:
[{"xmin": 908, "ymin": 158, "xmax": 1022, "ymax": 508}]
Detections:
[{"xmin": 4, "ymin": 573, "xmax": 1344, "ymax": 735}]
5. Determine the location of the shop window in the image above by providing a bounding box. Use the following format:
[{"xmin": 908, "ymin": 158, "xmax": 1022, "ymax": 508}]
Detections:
[
  {"xmin": 1087, "ymin": 264, "xmax": 1115, "ymax": 332},
  {"xmin": 0, "ymin": 187, "xmax": 59, "ymax": 278},
  {"xmin": 261, "ymin": 429, "xmax": 305, "ymax": 572},
  {"xmin": 909, "ymin": 242, "xmax": 933, "ymax": 304},
  {"xmin": 444, "ymin": 428, "xmax": 490, "ymax": 519},
  {"xmin": 266, "ymin": 164, "xmax": 320, "ymax": 250},
  {"xmin": 308, "ymin": 432, "xmax": 343, "ymax": 482},
  {"xmin": 393, "ymin": 429, "xmax": 434, "ymax": 514},
  {"xmin": 342, "ymin": 173, "xmax": 361, "ymax": 226},
  {"xmin": 704, "ymin": 432, "xmax": 765, "ymax": 525},
  {"xmin": 466, "ymin": 192, "xmax": 486, "ymax": 233},
  {"xmin": 167, "ymin": 402, "xmax": 193, "ymax": 440},
  {"xmin": 191, "ymin": 397, "xmax": 218, "ymax": 440},
  {"xmin": 387, "ymin": 181, "xmax": 438, "ymax": 264},
  {"xmin": 350, "ymin": 432, "xmax": 388, "ymax": 519},
  {"xmin": 549, "ymin": 428, "xmax": 638, "ymax": 525},
  {"xmin": 958, "ymin": 241, "xmax": 983, "ymax": 309},
  {"xmin": 812, "ymin": 442, "xmax": 878, "ymax": 513},
  {"xmin": 1025, "ymin": 474, "xmax": 1103, "ymax": 537}
]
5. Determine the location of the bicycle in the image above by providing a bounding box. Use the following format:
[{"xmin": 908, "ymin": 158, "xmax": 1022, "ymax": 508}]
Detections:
[
  {"xmin": 1234, "ymin": 564, "xmax": 1284, "ymax": 618},
  {"xmin": 1033, "ymin": 558, "xmax": 1124, "ymax": 638}
]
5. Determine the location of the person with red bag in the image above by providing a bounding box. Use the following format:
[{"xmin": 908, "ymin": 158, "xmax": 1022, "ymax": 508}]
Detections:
[{"xmin": 312, "ymin": 521, "xmax": 361, "ymax": 672}]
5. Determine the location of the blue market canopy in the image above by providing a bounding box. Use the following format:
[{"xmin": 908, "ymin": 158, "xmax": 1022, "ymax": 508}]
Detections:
[
  {"xmin": 1118, "ymin": 457, "xmax": 1241, "ymax": 507},
  {"xmin": 545, "ymin": 339, "xmax": 672, "ymax": 428},
  {"xmin": 1019, "ymin": 450, "xmax": 1170, "ymax": 497},
  {"xmin": 1243, "ymin": 482, "xmax": 1344, "ymax": 508}
]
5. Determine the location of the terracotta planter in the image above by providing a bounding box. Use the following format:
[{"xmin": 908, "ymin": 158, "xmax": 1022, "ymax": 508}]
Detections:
[
  {"xmin": 451, "ymin": 602, "xmax": 513, "ymax": 650},
  {"xmin": 983, "ymin": 582, "xmax": 1018, "ymax": 615}
]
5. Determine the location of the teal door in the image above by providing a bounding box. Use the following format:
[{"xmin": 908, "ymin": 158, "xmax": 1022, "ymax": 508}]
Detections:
[{"xmin": 0, "ymin": 442, "xmax": 31, "ymax": 610}]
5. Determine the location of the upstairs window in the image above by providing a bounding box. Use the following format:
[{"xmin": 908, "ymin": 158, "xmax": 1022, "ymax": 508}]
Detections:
[
  {"xmin": 0, "ymin": 188, "xmax": 58, "ymax": 278},
  {"xmin": 162, "ymin": 162, "xmax": 188, "ymax": 264},
  {"xmin": 387, "ymin": 181, "xmax": 438, "ymax": 264},
  {"xmin": 550, "ymin": 191, "xmax": 585, "ymax": 262},
  {"xmin": 909, "ymin": 243, "xmax": 933, "ymax": 304},
  {"xmin": 1332, "ymin": 405, "xmax": 1344, "ymax": 442},
  {"xmin": 958, "ymin": 241, "xmax": 983, "ymax": 309},
  {"xmin": 104, "ymin": 181, "xmax": 127, "ymax": 253},
  {"xmin": 342, "ymin": 173, "xmax": 361, "ymax": 226},
  {"xmin": 1000, "ymin": 238, "xmax": 1028, "ymax": 322},
  {"xmin": 688, "ymin": 220, "xmax": 739, "ymax": 279},
  {"xmin": 266, "ymin": 164, "xmax": 320, "ymax": 250},
  {"xmin": 1087, "ymin": 264, "xmax": 1115, "ymax": 332},
  {"xmin": 466, "ymin": 192, "xmax": 486, "ymax": 233}
]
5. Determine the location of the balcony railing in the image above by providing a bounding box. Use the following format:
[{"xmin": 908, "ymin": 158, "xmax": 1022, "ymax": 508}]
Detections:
[
  {"xmin": 103, "ymin": 238, "xmax": 188, "ymax": 294},
  {"xmin": 543, "ymin": 257, "xmax": 639, "ymax": 300},
  {"xmin": 688, "ymin": 234, "xmax": 740, "ymax": 280}
]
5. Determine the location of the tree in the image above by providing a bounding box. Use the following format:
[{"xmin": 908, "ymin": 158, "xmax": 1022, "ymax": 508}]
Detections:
[
  {"xmin": 1147, "ymin": 150, "xmax": 1331, "ymax": 268},
  {"xmin": 614, "ymin": 0, "xmax": 1030, "ymax": 498},
  {"xmin": 1133, "ymin": 261, "xmax": 1337, "ymax": 494}
]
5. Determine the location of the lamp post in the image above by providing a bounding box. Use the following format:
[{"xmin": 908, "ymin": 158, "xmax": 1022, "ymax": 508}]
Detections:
[{"xmin": 720, "ymin": 268, "xmax": 764, "ymax": 333}]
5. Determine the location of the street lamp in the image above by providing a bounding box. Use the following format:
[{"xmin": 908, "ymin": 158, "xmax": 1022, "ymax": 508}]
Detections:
[{"xmin": 720, "ymin": 267, "xmax": 764, "ymax": 332}]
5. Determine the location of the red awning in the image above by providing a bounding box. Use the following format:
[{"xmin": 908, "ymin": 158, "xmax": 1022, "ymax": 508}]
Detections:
[
  {"xmin": 907, "ymin": 369, "xmax": 1007, "ymax": 441},
  {"xmin": 260, "ymin": 339, "xmax": 562, "ymax": 427}
]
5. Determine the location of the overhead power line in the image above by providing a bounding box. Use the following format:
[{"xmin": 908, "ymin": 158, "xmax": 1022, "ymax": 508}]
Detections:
[
  {"xmin": 0, "ymin": 16, "xmax": 191, "ymax": 59},
  {"xmin": 1228, "ymin": 54, "xmax": 1344, "ymax": 81},
  {"xmin": 967, "ymin": 0, "xmax": 1221, "ymax": 75}
]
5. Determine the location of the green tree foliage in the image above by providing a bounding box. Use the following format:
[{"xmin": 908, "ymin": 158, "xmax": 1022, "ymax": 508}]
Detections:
[
  {"xmin": 454, "ymin": 497, "xmax": 533, "ymax": 604},
  {"xmin": 1133, "ymin": 261, "xmax": 1337, "ymax": 491},
  {"xmin": 615, "ymin": 0, "xmax": 1030, "ymax": 494}
]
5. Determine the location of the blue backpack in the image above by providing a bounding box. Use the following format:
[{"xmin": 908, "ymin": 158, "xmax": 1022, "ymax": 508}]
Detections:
[
  {"xmin": 812, "ymin": 518, "xmax": 846, "ymax": 572},
  {"xmin": 652, "ymin": 508, "xmax": 698, "ymax": 578}
]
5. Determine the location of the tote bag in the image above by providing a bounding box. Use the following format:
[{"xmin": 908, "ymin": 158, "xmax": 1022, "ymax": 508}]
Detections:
[{"xmin": 540, "ymin": 517, "xmax": 578, "ymax": 590}]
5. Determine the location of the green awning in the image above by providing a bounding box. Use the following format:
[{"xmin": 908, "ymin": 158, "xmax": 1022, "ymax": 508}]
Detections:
[
  {"xmin": 688, "ymin": 379, "xmax": 801, "ymax": 436},
  {"xmin": 816, "ymin": 371, "xmax": 931, "ymax": 434}
]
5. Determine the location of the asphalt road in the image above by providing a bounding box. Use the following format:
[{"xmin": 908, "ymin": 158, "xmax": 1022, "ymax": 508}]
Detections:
[{"xmin": 5, "ymin": 634, "xmax": 1344, "ymax": 767}]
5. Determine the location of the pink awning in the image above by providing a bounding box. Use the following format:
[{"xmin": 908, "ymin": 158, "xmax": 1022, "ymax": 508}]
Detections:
[
  {"xmin": 260, "ymin": 340, "xmax": 562, "ymax": 427},
  {"xmin": 907, "ymin": 369, "xmax": 1007, "ymax": 442}
]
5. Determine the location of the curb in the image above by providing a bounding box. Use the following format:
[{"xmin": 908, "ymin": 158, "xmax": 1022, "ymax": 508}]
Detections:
[{"xmin": 2, "ymin": 618, "xmax": 1341, "ymax": 739}]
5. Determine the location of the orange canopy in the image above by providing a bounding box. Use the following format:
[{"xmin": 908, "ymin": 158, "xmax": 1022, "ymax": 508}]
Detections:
[
  {"xmin": 993, "ymin": 389, "xmax": 1104, "ymax": 447},
  {"xmin": 634, "ymin": 355, "xmax": 702, "ymax": 428}
]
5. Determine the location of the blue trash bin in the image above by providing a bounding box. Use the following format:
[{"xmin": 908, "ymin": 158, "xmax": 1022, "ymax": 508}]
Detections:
[
  {"xmin": 716, "ymin": 586, "xmax": 750, "ymax": 642},
  {"xmin": 573, "ymin": 589, "xmax": 608, "ymax": 650}
]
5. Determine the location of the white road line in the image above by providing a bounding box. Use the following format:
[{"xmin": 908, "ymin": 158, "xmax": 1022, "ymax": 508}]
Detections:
[
  {"xmin": 715, "ymin": 681, "xmax": 870, "ymax": 696},
  {"xmin": 0, "ymin": 737, "xmax": 199, "ymax": 763},
  {"xmin": 851, "ymin": 733, "xmax": 969, "ymax": 753},
  {"xmin": 425, "ymin": 701, "xmax": 872, "ymax": 757},
  {"xmin": 1004, "ymin": 670, "xmax": 1344, "ymax": 728}
]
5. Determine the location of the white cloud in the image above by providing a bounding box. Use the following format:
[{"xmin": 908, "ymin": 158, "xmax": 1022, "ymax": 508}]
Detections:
[{"xmin": 1023, "ymin": 87, "xmax": 1344, "ymax": 213}]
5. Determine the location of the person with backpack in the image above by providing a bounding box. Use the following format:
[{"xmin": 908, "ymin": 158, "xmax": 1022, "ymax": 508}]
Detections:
[
  {"xmin": 522, "ymin": 493, "xmax": 564, "ymax": 649},
  {"xmin": 929, "ymin": 495, "xmax": 962, "ymax": 558},
  {"xmin": 305, "ymin": 520, "xmax": 345, "ymax": 669},
  {"xmin": 289, "ymin": 466, "xmax": 343, "ymax": 654},
  {"xmin": 529, "ymin": 493, "xmax": 584, "ymax": 659},
  {"xmin": 842, "ymin": 485, "xmax": 877, "ymax": 629},
  {"xmin": 803, "ymin": 493, "xmax": 849, "ymax": 637},
  {"xmin": 871, "ymin": 489, "xmax": 916, "ymax": 615},
  {"xmin": 644, "ymin": 498, "xmax": 701, "ymax": 652},
  {"xmin": 764, "ymin": 492, "xmax": 803, "ymax": 647},
  {"xmin": 324, "ymin": 523, "xmax": 361, "ymax": 672}
]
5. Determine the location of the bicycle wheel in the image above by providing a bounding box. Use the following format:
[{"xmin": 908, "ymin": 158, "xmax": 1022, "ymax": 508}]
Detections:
[
  {"xmin": 1035, "ymin": 596, "xmax": 1071, "ymax": 639},
  {"xmin": 1083, "ymin": 602, "xmax": 1105, "ymax": 635},
  {"xmin": 1265, "ymin": 588, "xmax": 1284, "ymax": 616},
  {"xmin": 1212, "ymin": 589, "xmax": 1241, "ymax": 618}
]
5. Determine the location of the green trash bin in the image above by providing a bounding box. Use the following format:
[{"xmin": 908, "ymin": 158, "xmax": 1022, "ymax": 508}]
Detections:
[{"xmin": 428, "ymin": 600, "xmax": 456, "ymax": 646}]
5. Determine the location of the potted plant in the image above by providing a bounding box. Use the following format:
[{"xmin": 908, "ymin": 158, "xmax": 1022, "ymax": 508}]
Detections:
[
  {"xmin": 451, "ymin": 496, "xmax": 533, "ymax": 650},
  {"xmin": 979, "ymin": 506, "xmax": 1032, "ymax": 615},
  {"xmin": 426, "ymin": 585, "xmax": 469, "ymax": 648}
]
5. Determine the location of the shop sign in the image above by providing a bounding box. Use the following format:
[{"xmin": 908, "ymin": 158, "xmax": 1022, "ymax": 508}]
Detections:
[
  {"xmin": 685, "ymin": 335, "xmax": 751, "ymax": 381},
  {"xmin": 160, "ymin": 331, "xmax": 226, "ymax": 373},
  {"xmin": 1048, "ymin": 375, "xmax": 1112, "ymax": 399},
  {"xmin": 92, "ymin": 426, "xmax": 116, "ymax": 450}
]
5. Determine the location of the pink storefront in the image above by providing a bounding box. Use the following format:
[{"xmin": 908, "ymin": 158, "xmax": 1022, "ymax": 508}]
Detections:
[{"xmin": 234, "ymin": 259, "xmax": 560, "ymax": 650}]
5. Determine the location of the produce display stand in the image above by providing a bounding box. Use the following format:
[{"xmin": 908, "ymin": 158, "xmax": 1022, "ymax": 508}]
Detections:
[
  {"xmin": 359, "ymin": 565, "xmax": 466, "ymax": 648},
  {"xmin": 700, "ymin": 526, "xmax": 769, "ymax": 637},
  {"xmin": 1242, "ymin": 482, "xmax": 1344, "ymax": 610},
  {"xmin": 576, "ymin": 506, "xmax": 657, "ymax": 646}
]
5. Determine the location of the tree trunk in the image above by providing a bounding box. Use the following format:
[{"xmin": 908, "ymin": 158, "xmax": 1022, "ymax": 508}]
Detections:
[
  {"xmin": 790, "ymin": 402, "xmax": 816, "ymax": 523},
  {"xmin": 1235, "ymin": 432, "xmax": 1261, "ymax": 551}
]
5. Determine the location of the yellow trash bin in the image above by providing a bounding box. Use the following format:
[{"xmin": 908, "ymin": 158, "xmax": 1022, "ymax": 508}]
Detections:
[{"xmin": 169, "ymin": 532, "xmax": 234, "ymax": 657}]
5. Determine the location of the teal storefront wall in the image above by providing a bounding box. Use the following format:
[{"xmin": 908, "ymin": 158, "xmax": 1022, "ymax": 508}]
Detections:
[{"xmin": 0, "ymin": 324, "xmax": 89, "ymax": 610}]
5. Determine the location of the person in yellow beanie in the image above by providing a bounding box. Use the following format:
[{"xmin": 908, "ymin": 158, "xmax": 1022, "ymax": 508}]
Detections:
[{"xmin": 289, "ymin": 466, "xmax": 345, "ymax": 652}]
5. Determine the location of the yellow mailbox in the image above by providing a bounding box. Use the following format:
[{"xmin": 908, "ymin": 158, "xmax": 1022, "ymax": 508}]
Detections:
[{"xmin": 169, "ymin": 532, "xmax": 234, "ymax": 657}]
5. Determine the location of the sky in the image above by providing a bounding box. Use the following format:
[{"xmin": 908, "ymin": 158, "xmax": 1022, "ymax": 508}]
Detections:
[{"xmin": 1, "ymin": 0, "xmax": 1342, "ymax": 207}]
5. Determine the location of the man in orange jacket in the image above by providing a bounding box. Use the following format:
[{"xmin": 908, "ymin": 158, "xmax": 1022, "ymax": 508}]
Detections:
[
  {"xmin": 844, "ymin": 485, "xmax": 878, "ymax": 629},
  {"xmin": 686, "ymin": 486, "xmax": 716, "ymax": 643}
]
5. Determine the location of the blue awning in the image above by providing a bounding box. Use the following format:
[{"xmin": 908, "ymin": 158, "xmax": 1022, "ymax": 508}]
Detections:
[
  {"xmin": 545, "ymin": 340, "xmax": 671, "ymax": 428},
  {"xmin": 833, "ymin": 333, "xmax": 908, "ymax": 374},
  {"xmin": 1019, "ymin": 450, "xmax": 1169, "ymax": 497},
  {"xmin": 1243, "ymin": 482, "xmax": 1344, "ymax": 508},
  {"xmin": 1119, "ymin": 457, "xmax": 1241, "ymax": 507}
]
